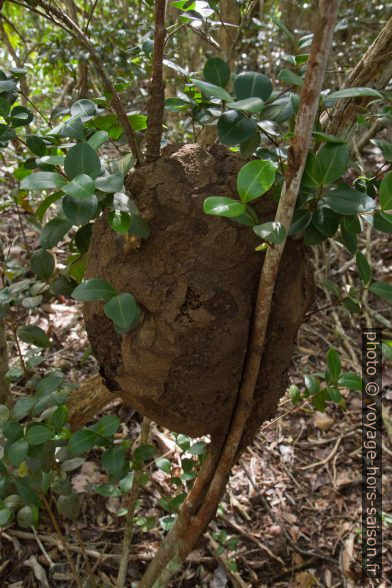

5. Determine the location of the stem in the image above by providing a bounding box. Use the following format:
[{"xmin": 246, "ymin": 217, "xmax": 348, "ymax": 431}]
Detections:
[
  {"xmin": 75, "ymin": 522, "xmax": 97, "ymax": 588},
  {"xmin": 138, "ymin": 2, "xmax": 340, "ymax": 586},
  {"xmin": 42, "ymin": 494, "xmax": 82, "ymax": 588},
  {"xmin": 145, "ymin": 0, "xmax": 166, "ymax": 162},
  {"xmin": 116, "ymin": 417, "xmax": 151, "ymax": 588}
]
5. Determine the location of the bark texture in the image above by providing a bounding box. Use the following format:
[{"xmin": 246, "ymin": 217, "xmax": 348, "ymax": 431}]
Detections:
[
  {"xmin": 84, "ymin": 144, "xmax": 314, "ymax": 439},
  {"xmin": 326, "ymin": 16, "xmax": 392, "ymax": 137}
]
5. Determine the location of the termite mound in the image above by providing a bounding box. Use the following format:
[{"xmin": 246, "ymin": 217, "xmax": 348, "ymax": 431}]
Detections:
[{"xmin": 84, "ymin": 144, "xmax": 314, "ymax": 443}]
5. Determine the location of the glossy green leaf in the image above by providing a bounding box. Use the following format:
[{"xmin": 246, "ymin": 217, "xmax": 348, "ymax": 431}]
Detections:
[
  {"xmin": 30, "ymin": 249, "xmax": 55, "ymax": 279},
  {"xmin": 64, "ymin": 142, "xmax": 101, "ymax": 180},
  {"xmin": 25, "ymin": 424, "xmax": 53, "ymax": 445},
  {"xmin": 93, "ymin": 415, "xmax": 120, "ymax": 437},
  {"xmin": 52, "ymin": 405, "xmax": 69, "ymax": 430},
  {"xmin": 70, "ymin": 99, "xmax": 97, "ymax": 119},
  {"xmin": 288, "ymin": 209, "xmax": 312, "ymax": 234},
  {"xmin": 26, "ymin": 135, "xmax": 46, "ymax": 157},
  {"xmin": 239, "ymin": 132, "xmax": 260, "ymax": 158},
  {"xmin": 278, "ymin": 68, "xmax": 303, "ymax": 86},
  {"xmin": 72, "ymin": 278, "xmax": 116, "ymax": 302},
  {"xmin": 326, "ymin": 87, "xmax": 383, "ymax": 101},
  {"xmin": 380, "ymin": 172, "xmax": 392, "ymax": 211},
  {"xmin": 364, "ymin": 211, "xmax": 392, "ymax": 234},
  {"xmin": 323, "ymin": 185, "xmax": 376, "ymax": 215},
  {"xmin": 326, "ymin": 348, "xmax": 341, "ymax": 381},
  {"xmin": 303, "ymin": 223, "xmax": 326, "ymax": 245},
  {"xmin": 316, "ymin": 143, "xmax": 349, "ymax": 186},
  {"xmin": 40, "ymin": 217, "xmax": 72, "ymax": 249},
  {"xmin": 102, "ymin": 445, "xmax": 125, "ymax": 476},
  {"xmin": 68, "ymin": 429, "xmax": 98, "ymax": 455},
  {"xmin": 217, "ymin": 110, "xmax": 258, "ymax": 146},
  {"xmin": 17, "ymin": 505, "xmax": 37, "ymax": 528},
  {"xmin": 302, "ymin": 152, "xmax": 322, "ymax": 188},
  {"xmin": 226, "ymin": 97, "xmax": 264, "ymax": 113},
  {"xmin": 95, "ymin": 173, "xmax": 124, "ymax": 193},
  {"xmin": 203, "ymin": 57, "xmax": 230, "ymax": 87},
  {"xmin": 88, "ymin": 130, "xmax": 109, "ymax": 150},
  {"xmin": 37, "ymin": 155, "xmax": 65, "ymax": 166},
  {"xmin": 62, "ymin": 194, "xmax": 98, "ymax": 225},
  {"xmin": 36, "ymin": 374, "xmax": 64, "ymax": 395},
  {"xmin": 337, "ymin": 372, "xmax": 362, "ymax": 391},
  {"xmin": 234, "ymin": 71, "xmax": 273, "ymax": 101},
  {"xmin": 369, "ymin": 282, "xmax": 392, "ymax": 301},
  {"xmin": 340, "ymin": 224, "xmax": 357, "ymax": 254},
  {"xmin": 191, "ymin": 79, "xmax": 232, "ymax": 101},
  {"xmin": 356, "ymin": 251, "xmax": 372, "ymax": 284},
  {"xmin": 109, "ymin": 210, "xmax": 131, "ymax": 233},
  {"xmin": 21, "ymin": 171, "xmax": 66, "ymax": 191},
  {"xmin": 312, "ymin": 207, "xmax": 339, "ymax": 237},
  {"xmin": 237, "ymin": 159, "xmax": 276, "ymax": 203},
  {"xmin": 253, "ymin": 221, "xmax": 286, "ymax": 244},
  {"xmin": 17, "ymin": 325, "xmax": 50, "ymax": 348},
  {"xmin": 7, "ymin": 439, "xmax": 28, "ymax": 467},
  {"xmin": 203, "ymin": 196, "xmax": 245, "ymax": 218},
  {"xmin": 62, "ymin": 174, "xmax": 95, "ymax": 198},
  {"xmin": 103, "ymin": 293, "xmax": 141, "ymax": 330}
]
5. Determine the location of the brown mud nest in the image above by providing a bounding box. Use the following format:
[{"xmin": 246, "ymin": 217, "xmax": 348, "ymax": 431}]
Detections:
[{"xmin": 84, "ymin": 144, "xmax": 314, "ymax": 445}]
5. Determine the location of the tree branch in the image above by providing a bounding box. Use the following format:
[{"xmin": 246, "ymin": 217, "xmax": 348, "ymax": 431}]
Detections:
[{"xmin": 145, "ymin": 0, "xmax": 166, "ymax": 162}]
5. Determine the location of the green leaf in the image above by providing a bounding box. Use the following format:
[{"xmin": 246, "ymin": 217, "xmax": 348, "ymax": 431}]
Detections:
[
  {"xmin": 304, "ymin": 223, "xmax": 326, "ymax": 245},
  {"xmin": 93, "ymin": 415, "xmax": 120, "ymax": 437},
  {"xmin": 239, "ymin": 132, "xmax": 260, "ymax": 158},
  {"xmin": 30, "ymin": 249, "xmax": 55, "ymax": 279},
  {"xmin": 188, "ymin": 441, "xmax": 206, "ymax": 456},
  {"xmin": 133, "ymin": 444, "xmax": 155, "ymax": 463},
  {"xmin": 288, "ymin": 209, "xmax": 312, "ymax": 234},
  {"xmin": 70, "ymin": 99, "xmax": 97, "ymax": 119},
  {"xmin": 11, "ymin": 397, "xmax": 34, "ymax": 421},
  {"xmin": 203, "ymin": 57, "xmax": 230, "ymax": 87},
  {"xmin": 62, "ymin": 174, "xmax": 95, "ymax": 199},
  {"xmin": 17, "ymin": 505, "xmax": 37, "ymax": 528},
  {"xmin": 341, "ymin": 214, "xmax": 362, "ymax": 234},
  {"xmin": 35, "ymin": 192, "xmax": 63, "ymax": 222},
  {"xmin": 17, "ymin": 325, "xmax": 50, "ymax": 348},
  {"xmin": 302, "ymin": 152, "xmax": 322, "ymax": 188},
  {"xmin": 88, "ymin": 130, "xmax": 109, "ymax": 150},
  {"xmin": 155, "ymin": 457, "xmax": 172, "ymax": 474},
  {"xmin": 327, "ymin": 387, "xmax": 342, "ymax": 403},
  {"xmin": 128, "ymin": 215, "xmax": 150, "ymax": 239},
  {"xmin": 371, "ymin": 139, "xmax": 392, "ymax": 162},
  {"xmin": 326, "ymin": 87, "xmax": 383, "ymax": 101},
  {"xmin": 340, "ymin": 224, "xmax": 357, "ymax": 254},
  {"xmin": 253, "ymin": 221, "xmax": 286, "ymax": 244},
  {"xmin": 103, "ymin": 293, "xmax": 141, "ymax": 330},
  {"xmin": 51, "ymin": 119, "xmax": 85, "ymax": 140},
  {"xmin": 203, "ymin": 196, "xmax": 245, "ymax": 218},
  {"xmin": 62, "ymin": 194, "xmax": 98, "ymax": 225},
  {"xmin": 64, "ymin": 142, "xmax": 101, "ymax": 180},
  {"xmin": 278, "ymin": 69, "xmax": 303, "ymax": 86},
  {"xmin": 36, "ymin": 374, "xmax": 64, "ymax": 395},
  {"xmin": 68, "ymin": 429, "xmax": 98, "ymax": 455},
  {"xmin": 128, "ymin": 114, "xmax": 147, "ymax": 131},
  {"xmin": 25, "ymin": 424, "xmax": 53, "ymax": 445},
  {"xmin": 102, "ymin": 445, "xmax": 125, "ymax": 476},
  {"xmin": 304, "ymin": 375, "xmax": 320, "ymax": 395},
  {"xmin": 337, "ymin": 372, "xmax": 362, "ymax": 391},
  {"xmin": 369, "ymin": 282, "xmax": 392, "ymax": 301},
  {"xmin": 380, "ymin": 172, "xmax": 392, "ymax": 211},
  {"xmin": 234, "ymin": 71, "xmax": 273, "ymax": 101},
  {"xmin": 7, "ymin": 439, "xmax": 28, "ymax": 467},
  {"xmin": 37, "ymin": 155, "xmax": 65, "ymax": 166},
  {"xmin": 364, "ymin": 211, "xmax": 392, "ymax": 234},
  {"xmin": 40, "ymin": 217, "xmax": 72, "ymax": 249},
  {"xmin": 26, "ymin": 135, "xmax": 46, "ymax": 157},
  {"xmin": 0, "ymin": 508, "xmax": 12, "ymax": 526},
  {"xmin": 326, "ymin": 348, "xmax": 341, "ymax": 381},
  {"xmin": 356, "ymin": 251, "xmax": 372, "ymax": 285},
  {"xmin": 237, "ymin": 160, "xmax": 276, "ymax": 203},
  {"xmin": 316, "ymin": 143, "xmax": 349, "ymax": 186},
  {"xmin": 52, "ymin": 405, "xmax": 69, "ymax": 430},
  {"xmin": 191, "ymin": 79, "xmax": 232, "ymax": 101},
  {"xmin": 109, "ymin": 210, "xmax": 131, "ymax": 233},
  {"xmin": 95, "ymin": 173, "xmax": 124, "ymax": 193},
  {"xmin": 72, "ymin": 278, "xmax": 116, "ymax": 301},
  {"xmin": 323, "ymin": 185, "xmax": 376, "ymax": 215},
  {"xmin": 226, "ymin": 97, "xmax": 264, "ymax": 113},
  {"xmin": 21, "ymin": 172, "xmax": 66, "ymax": 191},
  {"xmin": 312, "ymin": 207, "xmax": 339, "ymax": 237},
  {"xmin": 217, "ymin": 111, "xmax": 258, "ymax": 146}
]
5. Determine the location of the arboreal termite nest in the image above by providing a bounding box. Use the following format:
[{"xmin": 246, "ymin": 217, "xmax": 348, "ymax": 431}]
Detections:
[{"xmin": 84, "ymin": 144, "xmax": 314, "ymax": 445}]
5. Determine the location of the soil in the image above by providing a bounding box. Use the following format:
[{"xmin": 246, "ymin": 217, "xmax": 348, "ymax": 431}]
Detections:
[{"xmin": 84, "ymin": 144, "xmax": 314, "ymax": 440}]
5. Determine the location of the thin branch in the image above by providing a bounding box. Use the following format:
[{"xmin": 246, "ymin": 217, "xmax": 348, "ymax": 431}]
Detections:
[
  {"xmin": 116, "ymin": 417, "xmax": 151, "ymax": 588},
  {"xmin": 85, "ymin": 0, "xmax": 99, "ymax": 32},
  {"xmin": 138, "ymin": 2, "xmax": 341, "ymax": 586},
  {"xmin": 145, "ymin": 0, "xmax": 166, "ymax": 162}
]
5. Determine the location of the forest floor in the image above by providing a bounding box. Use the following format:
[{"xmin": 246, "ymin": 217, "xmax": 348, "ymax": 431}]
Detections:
[{"xmin": 0, "ymin": 155, "xmax": 391, "ymax": 587}]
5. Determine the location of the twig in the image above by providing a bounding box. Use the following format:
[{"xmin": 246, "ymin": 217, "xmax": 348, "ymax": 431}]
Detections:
[
  {"xmin": 206, "ymin": 533, "xmax": 250, "ymax": 588},
  {"xmin": 138, "ymin": 3, "xmax": 341, "ymax": 587},
  {"xmin": 116, "ymin": 417, "xmax": 151, "ymax": 588},
  {"xmin": 145, "ymin": 0, "xmax": 166, "ymax": 162},
  {"xmin": 75, "ymin": 522, "xmax": 97, "ymax": 588},
  {"xmin": 84, "ymin": 0, "xmax": 99, "ymax": 32}
]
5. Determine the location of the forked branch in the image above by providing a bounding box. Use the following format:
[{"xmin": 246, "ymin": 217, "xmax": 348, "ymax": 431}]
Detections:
[{"xmin": 138, "ymin": 1, "xmax": 341, "ymax": 586}]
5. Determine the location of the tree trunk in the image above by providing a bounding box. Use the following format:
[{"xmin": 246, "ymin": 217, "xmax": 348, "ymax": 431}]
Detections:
[{"xmin": 325, "ymin": 16, "xmax": 392, "ymax": 137}]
